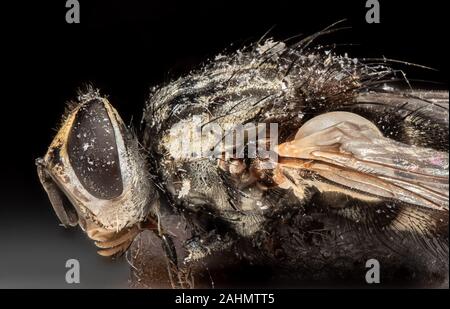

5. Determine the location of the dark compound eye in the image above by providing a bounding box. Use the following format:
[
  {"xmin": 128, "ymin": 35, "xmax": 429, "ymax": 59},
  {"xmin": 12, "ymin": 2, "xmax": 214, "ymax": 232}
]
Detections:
[{"xmin": 67, "ymin": 99, "xmax": 123, "ymax": 200}]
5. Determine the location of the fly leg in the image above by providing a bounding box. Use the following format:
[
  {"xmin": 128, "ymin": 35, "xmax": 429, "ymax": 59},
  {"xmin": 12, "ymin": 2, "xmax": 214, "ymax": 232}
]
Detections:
[{"xmin": 137, "ymin": 216, "xmax": 195, "ymax": 288}]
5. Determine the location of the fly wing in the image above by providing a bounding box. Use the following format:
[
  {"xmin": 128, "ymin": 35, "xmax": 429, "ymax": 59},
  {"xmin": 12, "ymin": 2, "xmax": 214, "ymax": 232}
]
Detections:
[
  {"xmin": 356, "ymin": 90, "xmax": 448, "ymax": 122},
  {"xmin": 352, "ymin": 89, "xmax": 449, "ymax": 151},
  {"xmin": 276, "ymin": 114, "xmax": 449, "ymax": 212}
]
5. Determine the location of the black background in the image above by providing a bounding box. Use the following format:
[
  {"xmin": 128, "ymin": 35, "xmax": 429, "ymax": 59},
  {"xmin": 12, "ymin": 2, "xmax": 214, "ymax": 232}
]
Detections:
[{"xmin": 0, "ymin": 0, "xmax": 447, "ymax": 288}]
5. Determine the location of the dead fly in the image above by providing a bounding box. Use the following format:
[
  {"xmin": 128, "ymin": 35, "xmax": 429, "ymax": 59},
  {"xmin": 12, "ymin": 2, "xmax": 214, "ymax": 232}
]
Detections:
[{"xmin": 36, "ymin": 25, "xmax": 448, "ymax": 287}]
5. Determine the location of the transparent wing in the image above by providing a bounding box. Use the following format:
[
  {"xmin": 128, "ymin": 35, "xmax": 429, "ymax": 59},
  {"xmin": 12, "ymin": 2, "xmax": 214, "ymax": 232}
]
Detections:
[{"xmin": 276, "ymin": 112, "xmax": 449, "ymax": 212}]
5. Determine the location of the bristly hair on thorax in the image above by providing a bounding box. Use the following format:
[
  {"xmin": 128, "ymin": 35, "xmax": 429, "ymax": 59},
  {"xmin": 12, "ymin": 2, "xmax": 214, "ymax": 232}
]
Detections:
[{"xmin": 141, "ymin": 21, "xmax": 420, "ymax": 151}]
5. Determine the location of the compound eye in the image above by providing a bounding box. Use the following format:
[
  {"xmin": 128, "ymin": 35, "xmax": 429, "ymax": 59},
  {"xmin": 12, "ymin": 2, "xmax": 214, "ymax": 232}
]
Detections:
[{"xmin": 67, "ymin": 99, "xmax": 123, "ymax": 200}]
